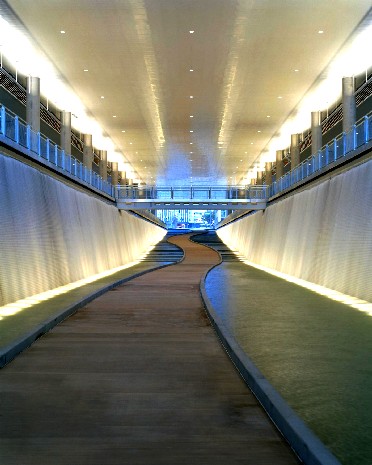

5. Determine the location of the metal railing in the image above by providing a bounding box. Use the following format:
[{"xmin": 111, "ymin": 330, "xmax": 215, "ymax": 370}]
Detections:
[
  {"xmin": 116, "ymin": 185, "xmax": 269, "ymax": 201},
  {"xmin": 1, "ymin": 99, "xmax": 371, "ymax": 207},
  {"xmin": 271, "ymin": 112, "xmax": 372, "ymax": 197},
  {"xmin": 0, "ymin": 104, "xmax": 113, "ymax": 197}
]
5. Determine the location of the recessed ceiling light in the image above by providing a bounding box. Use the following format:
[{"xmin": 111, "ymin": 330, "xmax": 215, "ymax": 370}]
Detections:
[
  {"xmin": 101, "ymin": 96, "xmax": 105, "ymax": 99},
  {"xmin": 294, "ymin": 69, "xmax": 299, "ymax": 72},
  {"xmin": 189, "ymin": 69, "xmax": 194, "ymax": 72},
  {"xmin": 60, "ymin": 30, "xmax": 66, "ymax": 34},
  {"xmin": 257, "ymin": 130, "xmax": 261, "ymax": 133},
  {"xmin": 190, "ymin": 142, "xmax": 193, "ymax": 145},
  {"xmin": 318, "ymin": 30, "xmax": 324, "ymax": 34},
  {"xmin": 240, "ymin": 159, "xmax": 243, "ymax": 162},
  {"xmin": 83, "ymin": 69, "xmax": 88, "ymax": 72},
  {"xmin": 129, "ymin": 142, "xmax": 133, "ymax": 145},
  {"xmin": 190, "ymin": 151, "xmax": 193, "ymax": 154},
  {"xmin": 190, "ymin": 130, "xmax": 193, "ymax": 133},
  {"xmin": 189, "ymin": 30, "xmax": 195, "ymax": 34},
  {"xmin": 245, "ymin": 151, "xmax": 247, "ymax": 154},
  {"xmin": 190, "ymin": 115, "xmax": 194, "ymax": 118},
  {"xmin": 140, "ymin": 159, "xmax": 143, "ymax": 162},
  {"xmin": 121, "ymin": 130, "xmax": 125, "ymax": 133},
  {"xmin": 189, "ymin": 159, "xmax": 193, "ymax": 161},
  {"xmin": 266, "ymin": 115, "xmax": 270, "ymax": 118},
  {"xmin": 113, "ymin": 115, "xmax": 117, "ymax": 118},
  {"xmin": 250, "ymin": 142, "xmax": 254, "ymax": 145},
  {"xmin": 190, "ymin": 96, "xmax": 194, "ymax": 99},
  {"xmin": 135, "ymin": 151, "xmax": 138, "ymax": 154},
  {"xmin": 278, "ymin": 96, "xmax": 282, "ymax": 99}
]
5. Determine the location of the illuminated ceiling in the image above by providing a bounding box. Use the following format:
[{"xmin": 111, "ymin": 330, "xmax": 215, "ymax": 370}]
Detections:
[{"xmin": 1, "ymin": 0, "xmax": 371, "ymax": 185}]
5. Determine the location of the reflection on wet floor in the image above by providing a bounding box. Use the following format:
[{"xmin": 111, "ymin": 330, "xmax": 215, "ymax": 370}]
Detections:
[{"xmin": 192, "ymin": 231, "xmax": 372, "ymax": 465}]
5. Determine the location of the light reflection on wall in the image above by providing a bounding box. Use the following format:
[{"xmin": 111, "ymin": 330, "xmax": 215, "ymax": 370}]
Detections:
[
  {"xmin": 0, "ymin": 153, "xmax": 165, "ymax": 308},
  {"xmin": 0, "ymin": 242, "xmax": 159, "ymax": 320},
  {"xmin": 218, "ymin": 158, "xmax": 372, "ymax": 307}
]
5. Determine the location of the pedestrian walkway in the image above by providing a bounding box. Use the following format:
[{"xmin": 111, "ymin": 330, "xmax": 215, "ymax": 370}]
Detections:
[
  {"xmin": 0, "ymin": 234, "xmax": 183, "ymax": 367},
  {"xmin": 0, "ymin": 233, "xmax": 299, "ymax": 465}
]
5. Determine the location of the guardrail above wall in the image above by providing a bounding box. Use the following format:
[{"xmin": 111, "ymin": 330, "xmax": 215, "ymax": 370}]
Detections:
[
  {"xmin": 115, "ymin": 185, "xmax": 268, "ymax": 210},
  {"xmin": 271, "ymin": 112, "xmax": 372, "ymax": 197},
  {"xmin": 0, "ymin": 104, "xmax": 114, "ymax": 197}
]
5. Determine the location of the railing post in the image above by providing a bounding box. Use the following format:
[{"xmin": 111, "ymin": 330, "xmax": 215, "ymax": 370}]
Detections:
[
  {"xmin": 14, "ymin": 116, "xmax": 19, "ymax": 143},
  {"xmin": 26, "ymin": 125, "xmax": 31, "ymax": 150},
  {"xmin": 0, "ymin": 105, "xmax": 6, "ymax": 135},
  {"xmin": 37, "ymin": 132, "xmax": 41, "ymax": 156},
  {"xmin": 325, "ymin": 145, "xmax": 329, "ymax": 166},
  {"xmin": 61, "ymin": 149, "xmax": 65, "ymax": 169},
  {"xmin": 353, "ymin": 124, "xmax": 357, "ymax": 150},
  {"xmin": 46, "ymin": 139, "xmax": 50, "ymax": 161},
  {"xmin": 342, "ymin": 132, "xmax": 346, "ymax": 156},
  {"xmin": 333, "ymin": 138, "xmax": 337, "ymax": 161},
  {"xmin": 364, "ymin": 116, "xmax": 369, "ymax": 143}
]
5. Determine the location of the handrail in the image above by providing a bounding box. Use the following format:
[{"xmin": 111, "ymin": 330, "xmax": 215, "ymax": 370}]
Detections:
[
  {"xmin": 271, "ymin": 111, "xmax": 372, "ymax": 197},
  {"xmin": 0, "ymin": 103, "xmax": 114, "ymax": 197},
  {"xmin": 0, "ymin": 103, "xmax": 371, "ymax": 206},
  {"xmin": 115, "ymin": 185, "xmax": 269, "ymax": 201}
]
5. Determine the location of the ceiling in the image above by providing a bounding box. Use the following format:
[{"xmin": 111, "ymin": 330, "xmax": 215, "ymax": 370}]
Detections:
[{"xmin": 2, "ymin": 0, "xmax": 372, "ymax": 185}]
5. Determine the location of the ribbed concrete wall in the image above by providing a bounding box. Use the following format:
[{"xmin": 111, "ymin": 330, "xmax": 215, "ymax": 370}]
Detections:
[
  {"xmin": 218, "ymin": 158, "xmax": 372, "ymax": 302},
  {"xmin": 0, "ymin": 154, "xmax": 165, "ymax": 306}
]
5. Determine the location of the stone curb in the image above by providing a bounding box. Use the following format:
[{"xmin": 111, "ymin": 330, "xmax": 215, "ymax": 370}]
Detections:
[{"xmin": 193, "ymin": 234, "xmax": 341, "ymax": 465}]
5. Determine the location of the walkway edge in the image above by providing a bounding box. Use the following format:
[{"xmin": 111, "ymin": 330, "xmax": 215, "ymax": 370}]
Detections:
[
  {"xmin": 0, "ymin": 245, "xmax": 184, "ymax": 369},
  {"xmin": 199, "ymin": 262, "xmax": 342, "ymax": 465}
]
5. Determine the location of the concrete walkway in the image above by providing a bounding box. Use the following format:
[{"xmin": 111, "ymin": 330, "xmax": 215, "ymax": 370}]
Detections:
[
  {"xmin": 0, "ymin": 235, "xmax": 182, "ymax": 367},
  {"xmin": 0, "ymin": 234, "xmax": 299, "ymax": 465}
]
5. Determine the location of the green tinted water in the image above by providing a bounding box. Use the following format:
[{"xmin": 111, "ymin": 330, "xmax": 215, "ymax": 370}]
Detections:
[{"xmin": 205, "ymin": 262, "xmax": 372, "ymax": 465}]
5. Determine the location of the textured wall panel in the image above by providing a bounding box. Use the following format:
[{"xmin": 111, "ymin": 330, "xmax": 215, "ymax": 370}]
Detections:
[
  {"xmin": 0, "ymin": 154, "xmax": 165, "ymax": 306},
  {"xmin": 218, "ymin": 158, "xmax": 372, "ymax": 302}
]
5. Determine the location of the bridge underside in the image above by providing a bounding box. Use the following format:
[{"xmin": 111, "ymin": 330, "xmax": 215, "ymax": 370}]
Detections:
[{"xmin": 116, "ymin": 199, "xmax": 267, "ymax": 210}]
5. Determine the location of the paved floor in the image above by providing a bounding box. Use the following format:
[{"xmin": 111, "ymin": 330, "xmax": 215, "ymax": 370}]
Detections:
[
  {"xmin": 0, "ymin": 233, "xmax": 299, "ymax": 465},
  {"xmin": 0, "ymin": 235, "xmax": 183, "ymax": 367}
]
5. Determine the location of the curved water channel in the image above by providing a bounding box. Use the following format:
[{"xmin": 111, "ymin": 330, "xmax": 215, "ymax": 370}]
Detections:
[{"xmin": 193, "ymin": 232, "xmax": 372, "ymax": 465}]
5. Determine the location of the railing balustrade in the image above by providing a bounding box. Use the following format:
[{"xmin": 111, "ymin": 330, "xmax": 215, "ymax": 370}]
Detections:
[
  {"xmin": 0, "ymin": 104, "xmax": 113, "ymax": 197},
  {"xmin": 270, "ymin": 111, "xmax": 372, "ymax": 197},
  {"xmin": 116, "ymin": 185, "xmax": 269, "ymax": 202},
  {"xmin": 0, "ymin": 101, "xmax": 371, "ymax": 205}
]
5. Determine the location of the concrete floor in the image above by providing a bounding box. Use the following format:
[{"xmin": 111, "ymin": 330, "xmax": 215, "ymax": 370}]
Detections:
[{"xmin": 0, "ymin": 234, "xmax": 300, "ymax": 465}]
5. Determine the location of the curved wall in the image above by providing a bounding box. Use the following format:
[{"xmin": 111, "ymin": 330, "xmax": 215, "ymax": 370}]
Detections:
[
  {"xmin": 0, "ymin": 153, "xmax": 165, "ymax": 306},
  {"xmin": 218, "ymin": 158, "xmax": 372, "ymax": 302}
]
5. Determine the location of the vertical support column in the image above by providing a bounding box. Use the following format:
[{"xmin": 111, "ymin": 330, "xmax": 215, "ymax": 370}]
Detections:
[
  {"xmin": 275, "ymin": 150, "xmax": 283, "ymax": 179},
  {"xmin": 256, "ymin": 170, "xmax": 263, "ymax": 185},
  {"xmin": 60, "ymin": 111, "xmax": 71, "ymax": 155},
  {"xmin": 111, "ymin": 162, "xmax": 119, "ymax": 185},
  {"xmin": 26, "ymin": 76, "xmax": 40, "ymax": 132},
  {"xmin": 342, "ymin": 76, "xmax": 356, "ymax": 133},
  {"xmin": 99, "ymin": 150, "xmax": 108, "ymax": 181},
  {"xmin": 83, "ymin": 134, "xmax": 93, "ymax": 170},
  {"xmin": 265, "ymin": 162, "xmax": 272, "ymax": 185},
  {"xmin": 290, "ymin": 133, "xmax": 300, "ymax": 168},
  {"xmin": 311, "ymin": 111, "xmax": 322, "ymax": 155}
]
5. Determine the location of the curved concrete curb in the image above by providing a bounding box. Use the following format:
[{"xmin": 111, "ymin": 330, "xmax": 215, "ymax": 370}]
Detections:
[
  {"xmin": 199, "ymin": 262, "xmax": 341, "ymax": 465},
  {"xmin": 0, "ymin": 241, "xmax": 185, "ymax": 369}
]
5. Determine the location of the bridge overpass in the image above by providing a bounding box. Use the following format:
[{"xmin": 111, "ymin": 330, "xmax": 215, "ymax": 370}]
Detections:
[{"xmin": 115, "ymin": 185, "xmax": 268, "ymax": 210}]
